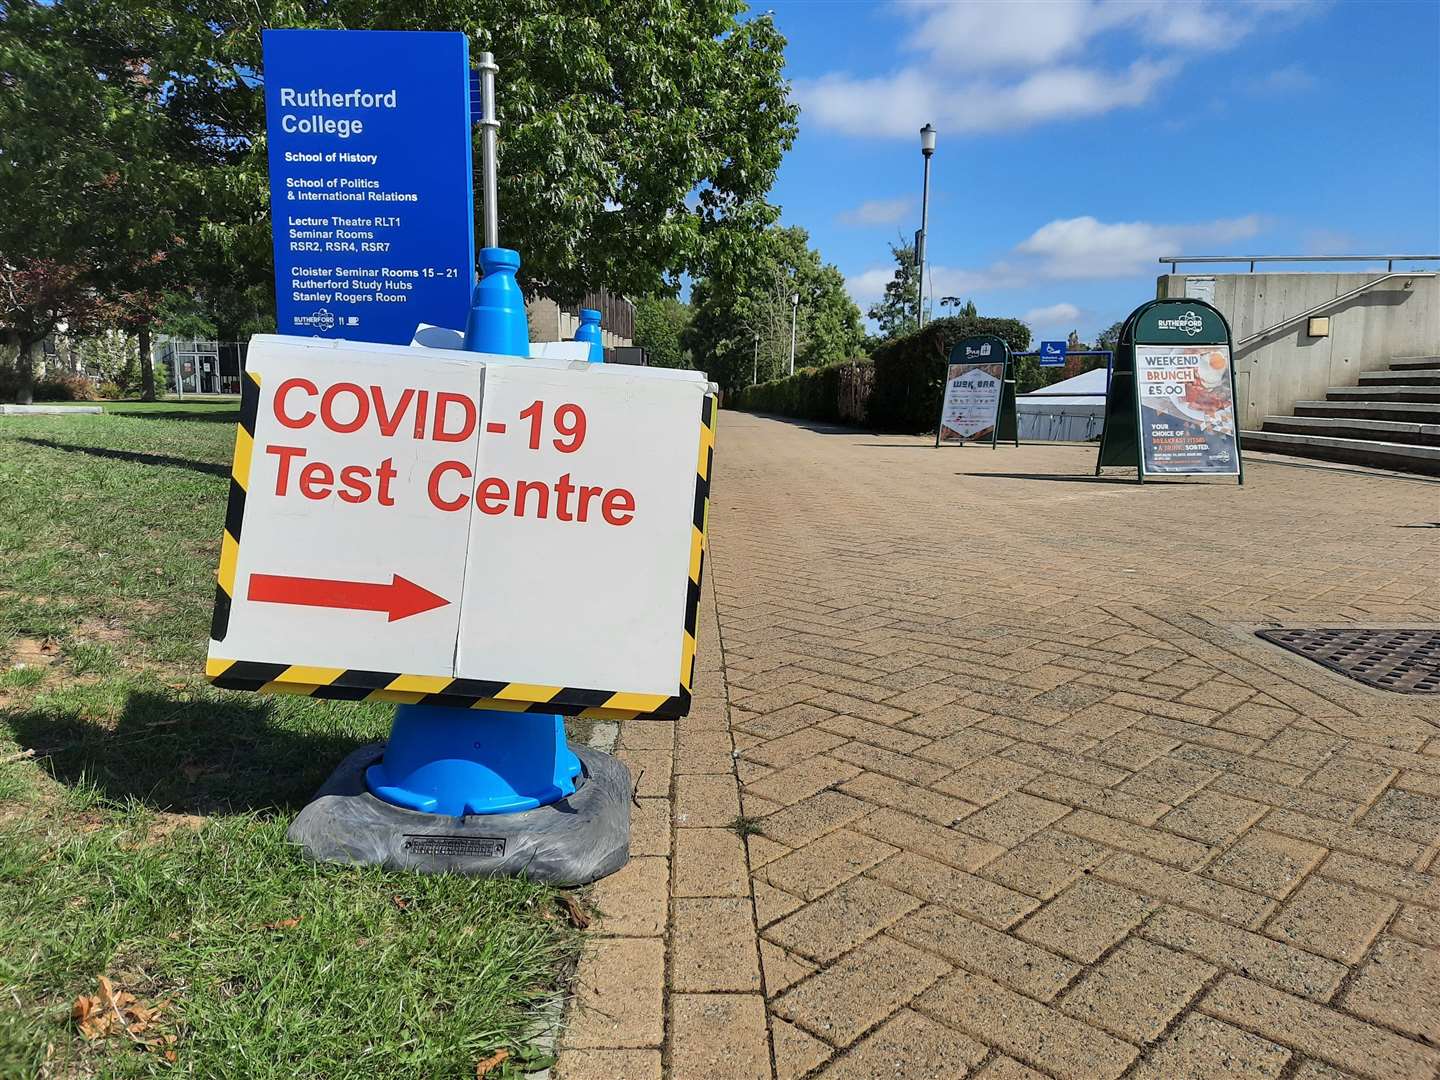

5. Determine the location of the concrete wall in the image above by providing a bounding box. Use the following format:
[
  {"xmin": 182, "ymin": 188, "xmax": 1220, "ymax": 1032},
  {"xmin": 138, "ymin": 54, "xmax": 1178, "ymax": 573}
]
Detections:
[{"xmin": 1157, "ymin": 272, "xmax": 1440, "ymax": 429}]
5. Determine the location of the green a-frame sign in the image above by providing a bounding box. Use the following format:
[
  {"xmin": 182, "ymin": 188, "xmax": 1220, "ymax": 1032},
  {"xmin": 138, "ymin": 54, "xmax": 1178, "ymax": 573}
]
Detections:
[
  {"xmin": 1096, "ymin": 298, "xmax": 1243, "ymax": 484},
  {"xmin": 935, "ymin": 335, "xmax": 1019, "ymax": 449}
]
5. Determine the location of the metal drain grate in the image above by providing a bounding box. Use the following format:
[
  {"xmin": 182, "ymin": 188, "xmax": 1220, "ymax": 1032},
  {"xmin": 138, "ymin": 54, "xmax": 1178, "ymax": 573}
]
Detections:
[{"xmin": 1257, "ymin": 628, "xmax": 1440, "ymax": 694}]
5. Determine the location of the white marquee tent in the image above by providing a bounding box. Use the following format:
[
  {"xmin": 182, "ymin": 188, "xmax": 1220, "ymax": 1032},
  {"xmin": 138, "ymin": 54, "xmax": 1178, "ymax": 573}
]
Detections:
[{"xmin": 1017, "ymin": 366, "xmax": 1110, "ymax": 442}]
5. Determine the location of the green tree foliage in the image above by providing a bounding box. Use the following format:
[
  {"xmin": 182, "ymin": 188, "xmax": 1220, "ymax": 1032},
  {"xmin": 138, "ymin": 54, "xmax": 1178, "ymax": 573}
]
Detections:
[
  {"xmin": 1096, "ymin": 320, "xmax": 1124, "ymax": 352},
  {"xmin": 684, "ymin": 224, "xmax": 865, "ymax": 391},
  {"xmin": 0, "ymin": 0, "xmax": 256, "ymax": 399},
  {"xmin": 76, "ymin": 331, "xmax": 141, "ymax": 394},
  {"xmin": 866, "ymin": 240, "xmax": 922, "ymax": 340},
  {"xmin": 2, "ymin": 0, "xmax": 798, "ymax": 395},
  {"xmin": 632, "ymin": 295, "xmax": 692, "ymax": 369}
]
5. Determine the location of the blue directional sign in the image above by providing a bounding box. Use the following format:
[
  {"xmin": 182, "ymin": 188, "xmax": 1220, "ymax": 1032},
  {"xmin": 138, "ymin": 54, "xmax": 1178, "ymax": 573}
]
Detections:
[
  {"xmin": 1039, "ymin": 340, "xmax": 1067, "ymax": 367},
  {"xmin": 263, "ymin": 30, "xmax": 476, "ymax": 346}
]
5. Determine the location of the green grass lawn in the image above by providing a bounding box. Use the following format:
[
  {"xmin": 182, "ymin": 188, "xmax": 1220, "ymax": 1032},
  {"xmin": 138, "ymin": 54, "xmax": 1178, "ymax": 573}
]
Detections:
[{"xmin": 0, "ymin": 402, "xmax": 580, "ymax": 1078}]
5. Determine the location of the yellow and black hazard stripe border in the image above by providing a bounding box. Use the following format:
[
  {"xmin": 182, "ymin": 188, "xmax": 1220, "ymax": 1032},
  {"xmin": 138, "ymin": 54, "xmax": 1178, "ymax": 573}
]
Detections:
[
  {"xmin": 206, "ymin": 389, "xmax": 717, "ymax": 722},
  {"xmin": 209, "ymin": 368, "xmax": 261, "ymax": 643}
]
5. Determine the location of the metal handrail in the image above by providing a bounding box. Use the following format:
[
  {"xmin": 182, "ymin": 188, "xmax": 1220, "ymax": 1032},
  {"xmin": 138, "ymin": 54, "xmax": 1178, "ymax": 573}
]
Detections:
[
  {"xmin": 1161, "ymin": 254, "xmax": 1439, "ymax": 273},
  {"xmin": 1234, "ymin": 271, "xmax": 1437, "ymax": 348}
]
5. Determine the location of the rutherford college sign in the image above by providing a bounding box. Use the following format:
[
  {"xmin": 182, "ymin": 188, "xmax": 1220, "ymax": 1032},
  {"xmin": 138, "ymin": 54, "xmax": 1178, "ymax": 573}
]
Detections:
[{"xmin": 263, "ymin": 30, "xmax": 477, "ymax": 346}]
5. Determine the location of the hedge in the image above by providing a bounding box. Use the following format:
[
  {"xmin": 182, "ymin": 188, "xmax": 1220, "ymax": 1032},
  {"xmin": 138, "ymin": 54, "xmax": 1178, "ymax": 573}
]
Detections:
[
  {"xmin": 727, "ymin": 317, "xmax": 1032, "ymax": 431},
  {"xmin": 868, "ymin": 315, "xmax": 1030, "ymax": 431},
  {"xmin": 728, "ymin": 361, "xmax": 870, "ymax": 423}
]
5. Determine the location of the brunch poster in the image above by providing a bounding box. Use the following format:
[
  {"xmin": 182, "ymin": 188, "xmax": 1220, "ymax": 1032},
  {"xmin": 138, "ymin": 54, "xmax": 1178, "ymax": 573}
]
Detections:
[{"xmin": 1135, "ymin": 345, "xmax": 1240, "ymax": 475}]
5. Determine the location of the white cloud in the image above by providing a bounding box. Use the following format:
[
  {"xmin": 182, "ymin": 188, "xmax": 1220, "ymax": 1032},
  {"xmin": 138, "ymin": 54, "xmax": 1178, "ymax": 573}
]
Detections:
[
  {"xmin": 1016, "ymin": 214, "xmax": 1265, "ymax": 278},
  {"xmin": 845, "ymin": 262, "xmax": 1003, "ymax": 308},
  {"xmin": 796, "ymin": 0, "xmax": 1313, "ymax": 139},
  {"xmin": 1245, "ymin": 63, "xmax": 1318, "ymax": 96},
  {"xmin": 796, "ymin": 59, "xmax": 1173, "ymax": 138},
  {"xmin": 845, "ymin": 266, "xmax": 898, "ymax": 305},
  {"xmin": 837, "ymin": 197, "xmax": 914, "ymax": 226},
  {"xmin": 1023, "ymin": 302, "xmax": 1083, "ymax": 327},
  {"xmin": 846, "ymin": 212, "xmax": 1269, "ymax": 307},
  {"xmin": 901, "ymin": 0, "xmax": 1307, "ymax": 68}
]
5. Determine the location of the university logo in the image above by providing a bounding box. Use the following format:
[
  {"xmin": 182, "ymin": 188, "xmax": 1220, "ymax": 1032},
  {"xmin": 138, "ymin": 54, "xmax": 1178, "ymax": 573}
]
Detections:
[
  {"xmin": 1157, "ymin": 310, "xmax": 1204, "ymax": 336},
  {"xmin": 293, "ymin": 308, "xmax": 337, "ymax": 332}
]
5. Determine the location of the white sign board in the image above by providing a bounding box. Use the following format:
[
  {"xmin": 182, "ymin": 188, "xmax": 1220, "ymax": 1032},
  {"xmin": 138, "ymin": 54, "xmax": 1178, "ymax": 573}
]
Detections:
[
  {"xmin": 939, "ymin": 362, "xmax": 1004, "ymax": 440},
  {"xmin": 207, "ymin": 334, "xmax": 714, "ymax": 718}
]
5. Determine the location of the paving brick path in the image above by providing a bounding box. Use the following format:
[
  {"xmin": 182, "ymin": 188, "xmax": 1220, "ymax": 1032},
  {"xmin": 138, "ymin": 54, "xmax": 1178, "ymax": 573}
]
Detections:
[{"xmin": 557, "ymin": 412, "xmax": 1440, "ymax": 1080}]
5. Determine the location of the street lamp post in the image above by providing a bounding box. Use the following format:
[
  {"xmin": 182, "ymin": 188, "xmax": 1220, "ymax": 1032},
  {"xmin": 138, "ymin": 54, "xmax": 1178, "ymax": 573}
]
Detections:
[
  {"xmin": 917, "ymin": 123, "xmax": 936, "ymax": 330},
  {"xmin": 788, "ymin": 292, "xmax": 799, "ymax": 375}
]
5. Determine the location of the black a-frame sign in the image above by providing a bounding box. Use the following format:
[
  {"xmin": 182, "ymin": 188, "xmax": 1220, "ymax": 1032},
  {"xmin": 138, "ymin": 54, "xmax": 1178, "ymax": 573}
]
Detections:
[{"xmin": 1096, "ymin": 298, "xmax": 1243, "ymax": 484}]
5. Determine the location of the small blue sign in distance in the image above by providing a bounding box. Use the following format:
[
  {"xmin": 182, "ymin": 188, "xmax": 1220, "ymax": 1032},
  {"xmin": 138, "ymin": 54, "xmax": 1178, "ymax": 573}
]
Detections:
[
  {"xmin": 263, "ymin": 29, "xmax": 476, "ymax": 347},
  {"xmin": 1039, "ymin": 340, "xmax": 1067, "ymax": 366}
]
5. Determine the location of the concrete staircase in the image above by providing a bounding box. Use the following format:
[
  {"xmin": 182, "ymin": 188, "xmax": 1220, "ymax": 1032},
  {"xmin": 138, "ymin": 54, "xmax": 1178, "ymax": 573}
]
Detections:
[{"xmin": 1242, "ymin": 356, "xmax": 1440, "ymax": 475}]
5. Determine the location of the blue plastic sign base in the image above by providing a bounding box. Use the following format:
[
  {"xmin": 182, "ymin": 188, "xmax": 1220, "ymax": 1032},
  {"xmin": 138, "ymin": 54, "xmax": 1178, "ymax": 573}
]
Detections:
[
  {"xmin": 369, "ymin": 242, "xmax": 584, "ymax": 819},
  {"xmin": 366, "ymin": 705, "xmax": 582, "ymax": 816},
  {"xmin": 263, "ymin": 29, "xmax": 476, "ymax": 346}
]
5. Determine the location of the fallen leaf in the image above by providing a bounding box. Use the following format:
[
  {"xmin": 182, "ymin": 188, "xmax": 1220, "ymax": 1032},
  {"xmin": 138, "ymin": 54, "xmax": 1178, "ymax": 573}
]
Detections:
[
  {"xmin": 72, "ymin": 975, "xmax": 174, "ymax": 1048},
  {"xmin": 557, "ymin": 893, "xmax": 591, "ymax": 929},
  {"xmin": 39, "ymin": 638, "xmax": 59, "ymax": 655},
  {"xmin": 475, "ymin": 1048, "xmax": 510, "ymax": 1077},
  {"xmin": 263, "ymin": 917, "xmax": 301, "ymax": 930},
  {"xmin": 392, "ymin": 895, "xmax": 410, "ymax": 911}
]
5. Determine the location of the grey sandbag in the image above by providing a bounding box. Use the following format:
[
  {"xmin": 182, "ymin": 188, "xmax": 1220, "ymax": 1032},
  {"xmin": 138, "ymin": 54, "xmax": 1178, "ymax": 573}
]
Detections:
[{"xmin": 287, "ymin": 742, "xmax": 631, "ymax": 885}]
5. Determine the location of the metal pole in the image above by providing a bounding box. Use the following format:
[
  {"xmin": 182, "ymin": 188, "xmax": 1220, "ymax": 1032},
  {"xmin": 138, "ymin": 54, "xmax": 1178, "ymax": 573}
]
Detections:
[
  {"xmin": 788, "ymin": 295, "xmax": 798, "ymax": 375},
  {"xmin": 917, "ymin": 153, "xmax": 931, "ymax": 330},
  {"xmin": 478, "ymin": 51, "xmax": 500, "ymax": 249}
]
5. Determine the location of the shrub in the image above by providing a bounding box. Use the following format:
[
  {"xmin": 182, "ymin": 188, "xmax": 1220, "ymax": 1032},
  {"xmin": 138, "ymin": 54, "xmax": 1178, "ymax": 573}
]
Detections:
[
  {"xmin": 728, "ymin": 361, "xmax": 871, "ymax": 423},
  {"xmin": 868, "ymin": 315, "xmax": 1030, "ymax": 432},
  {"xmin": 34, "ymin": 372, "xmax": 100, "ymax": 401}
]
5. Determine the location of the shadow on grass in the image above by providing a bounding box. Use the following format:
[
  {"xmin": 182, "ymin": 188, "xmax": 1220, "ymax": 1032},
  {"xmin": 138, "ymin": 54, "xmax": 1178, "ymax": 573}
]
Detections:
[
  {"xmin": 16, "ymin": 438, "xmax": 229, "ymax": 478},
  {"xmin": 112, "ymin": 406, "xmax": 241, "ymax": 424},
  {"xmin": 5, "ymin": 691, "xmax": 371, "ymax": 815}
]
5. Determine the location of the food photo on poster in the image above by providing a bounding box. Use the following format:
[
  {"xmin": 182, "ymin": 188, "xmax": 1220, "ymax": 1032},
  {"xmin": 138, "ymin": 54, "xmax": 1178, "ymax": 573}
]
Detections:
[{"xmin": 1135, "ymin": 344, "xmax": 1240, "ymax": 475}]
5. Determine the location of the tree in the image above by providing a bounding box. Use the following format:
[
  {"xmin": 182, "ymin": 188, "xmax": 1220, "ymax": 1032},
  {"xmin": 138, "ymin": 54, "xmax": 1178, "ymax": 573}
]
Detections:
[
  {"xmin": 0, "ymin": 1, "xmax": 232, "ymax": 400},
  {"xmin": 0, "ymin": 261, "xmax": 114, "ymax": 403},
  {"xmin": 684, "ymin": 224, "xmax": 865, "ymax": 391},
  {"xmin": 633, "ymin": 295, "xmax": 692, "ymax": 369},
  {"xmin": 1096, "ymin": 320, "xmax": 1124, "ymax": 352},
  {"xmin": 124, "ymin": 0, "xmax": 799, "ymax": 307},
  {"xmin": 5, "ymin": 1, "xmax": 799, "ymax": 392},
  {"xmin": 867, "ymin": 241, "xmax": 923, "ymax": 340}
]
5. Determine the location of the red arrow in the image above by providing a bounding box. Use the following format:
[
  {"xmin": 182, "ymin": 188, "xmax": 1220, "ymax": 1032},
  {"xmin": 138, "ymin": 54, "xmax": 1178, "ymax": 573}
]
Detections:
[{"xmin": 247, "ymin": 572, "xmax": 450, "ymax": 622}]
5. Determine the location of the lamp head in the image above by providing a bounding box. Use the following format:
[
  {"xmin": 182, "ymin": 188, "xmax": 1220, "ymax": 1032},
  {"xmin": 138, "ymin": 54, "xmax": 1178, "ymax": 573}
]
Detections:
[{"xmin": 920, "ymin": 123, "xmax": 936, "ymax": 157}]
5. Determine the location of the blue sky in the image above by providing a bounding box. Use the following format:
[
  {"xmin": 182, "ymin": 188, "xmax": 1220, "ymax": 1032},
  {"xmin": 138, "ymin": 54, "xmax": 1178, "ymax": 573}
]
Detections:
[{"xmin": 761, "ymin": 0, "xmax": 1440, "ymax": 342}]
